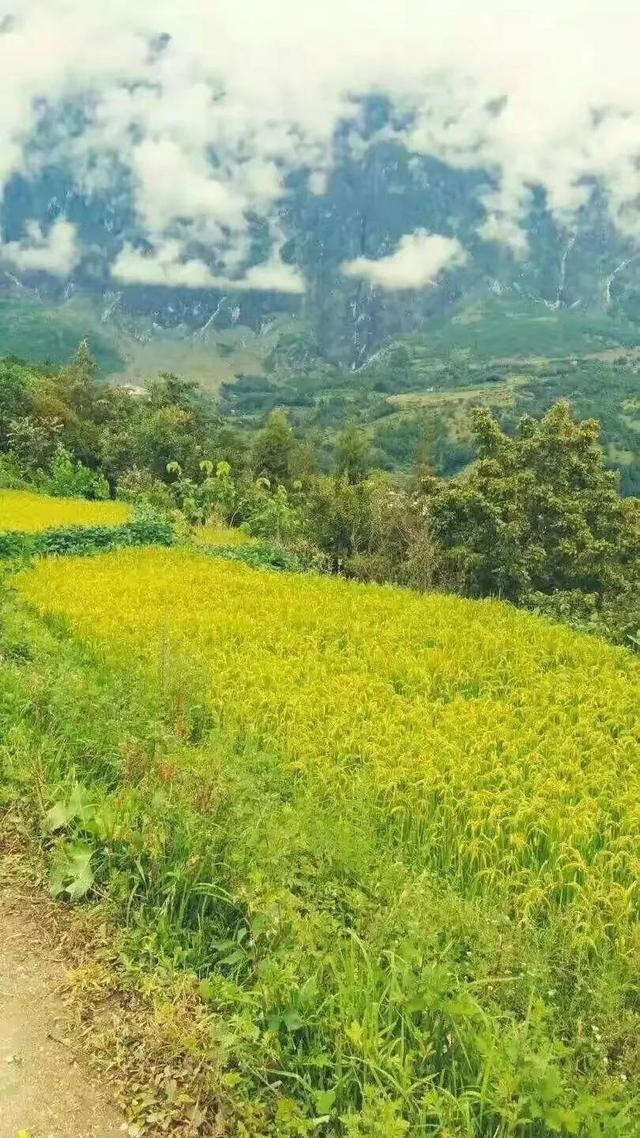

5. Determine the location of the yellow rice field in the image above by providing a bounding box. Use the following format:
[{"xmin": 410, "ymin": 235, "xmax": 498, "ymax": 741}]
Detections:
[
  {"xmin": 0, "ymin": 488, "xmax": 130, "ymax": 532},
  {"xmin": 19, "ymin": 546, "xmax": 640, "ymax": 939}
]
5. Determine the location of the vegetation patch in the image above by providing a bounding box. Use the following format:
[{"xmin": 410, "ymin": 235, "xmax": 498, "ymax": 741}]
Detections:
[{"xmin": 0, "ymin": 516, "xmax": 173, "ymax": 561}]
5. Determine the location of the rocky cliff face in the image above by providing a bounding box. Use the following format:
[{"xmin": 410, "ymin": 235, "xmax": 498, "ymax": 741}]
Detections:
[{"xmin": 2, "ymin": 109, "xmax": 640, "ymax": 364}]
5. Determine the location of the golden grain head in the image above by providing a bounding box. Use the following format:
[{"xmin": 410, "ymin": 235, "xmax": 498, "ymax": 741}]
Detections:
[{"xmin": 18, "ymin": 545, "xmax": 640, "ymax": 937}]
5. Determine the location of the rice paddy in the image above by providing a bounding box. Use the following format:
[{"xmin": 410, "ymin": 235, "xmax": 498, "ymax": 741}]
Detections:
[
  {"xmin": 14, "ymin": 545, "xmax": 640, "ymax": 1134},
  {"xmin": 0, "ymin": 488, "xmax": 130, "ymax": 532}
]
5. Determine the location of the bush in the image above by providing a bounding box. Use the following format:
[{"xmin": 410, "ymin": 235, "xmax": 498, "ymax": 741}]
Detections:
[
  {"xmin": 116, "ymin": 467, "xmax": 176, "ymax": 513},
  {"xmin": 38, "ymin": 445, "xmax": 110, "ymax": 501},
  {"xmin": 0, "ymin": 517, "xmax": 174, "ymax": 561},
  {"xmin": 236, "ymin": 479, "xmax": 301, "ymax": 542},
  {"xmin": 205, "ymin": 540, "xmax": 305, "ymax": 573},
  {"xmin": 0, "ymin": 451, "xmax": 28, "ymax": 489},
  {"xmin": 0, "ymin": 530, "xmax": 29, "ymax": 559},
  {"xmin": 526, "ymin": 588, "xmax": 640, "ymax": 652}
]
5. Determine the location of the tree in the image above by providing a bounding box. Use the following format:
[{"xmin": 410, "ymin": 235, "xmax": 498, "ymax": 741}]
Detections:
[
  {"xmin": 7, "ymin": 414, "xmax": 62, "ymax": 472},
  {"xmin": 252, "ymin": 410, "xmax": 295, "ymax": 484},
  {"xmin": 40, "ymin": 444, "xmax": 109, "ymax": 500},
  {"xmin": 138, "ymin": 405, "xmax": 201, "ymax": 479},
  {"xmin": 147, "ymin": 373, "xmax": 202, "ymax": 412},
  {"xmin": 302, "ymin": 475, "xmax": 373, "ymax": 565},
  {"xmin": 0, "ymin": 362, "xmax": 35, "ymax": 448},
  {"xmin": 289, "ymin": 437, "xmax": 318, "ymax": 487},
  {"xmin": 424, "ymin": 401, "xmax": 639, "ymax": 601},
  {"xmin": 413, "ymin": 412, "xmax": 447, "ymax": 478},
  {"xmin": 238, "ymin": 478, "xmax": 301, "ymax": 542},
  {"xmin": 56, "ymin": 340, "xmax": 99, "ymax": 418},
  {"xmin": 335, "ymin": 424, "xmax": 371, "ymax": 484}
]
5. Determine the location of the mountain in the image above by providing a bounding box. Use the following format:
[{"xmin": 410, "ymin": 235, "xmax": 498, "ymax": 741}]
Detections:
[
  {"xmin": 2, "ymin": 112, "xmax": 640, "ymax": 374},
  {"xmin": 0, "ymin": 107, "xmax": 638, "ymax": 494}
]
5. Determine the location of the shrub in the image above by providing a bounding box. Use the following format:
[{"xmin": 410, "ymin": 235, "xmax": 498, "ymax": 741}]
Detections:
[
  {"xmin": 116, "ymin": 467, "xmax": 176, "ymax": 513},
  {"xmin": 526, "ymin": 587, "xmax": 640, "ymax": 652},
  {"xmin": 38, "ymin": 445, "xmax": 110, "ymax": 501},
  {"xmin": 206, "ymin": 540, "xmax": 304, "ymax": 572},
  {"xmin": 0, "ymin": 517, "xmax": 174, "ymax": 560},
  {"xmin": 0, "ymin": 530, "xmax": 28, "ymax": 559},
  {"xmin": 0, "ymin": 451, "xmax": 28, "ymax": 489}
]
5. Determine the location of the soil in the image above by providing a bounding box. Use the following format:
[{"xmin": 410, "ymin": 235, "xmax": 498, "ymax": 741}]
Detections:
[{"xmin": 0, "ymin": 887, "xmax": 126, "ymax": 1138}]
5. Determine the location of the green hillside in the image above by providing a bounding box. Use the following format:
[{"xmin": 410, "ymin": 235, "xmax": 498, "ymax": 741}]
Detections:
[
  {"xmin": 0, "ymin": 295, "xmax": 124, "ymax": 374},
  {"xmin": 0, "ymin": 292, "xmax": 293, "ymax": 389}
]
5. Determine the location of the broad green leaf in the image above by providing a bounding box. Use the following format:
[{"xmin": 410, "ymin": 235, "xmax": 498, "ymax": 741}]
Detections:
[{"xmin": 45, "ymin": 800, "xmax": 73, "ymax": 832}]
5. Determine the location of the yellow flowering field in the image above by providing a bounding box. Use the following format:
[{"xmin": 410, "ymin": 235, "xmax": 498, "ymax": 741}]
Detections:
[
  {"xmin": 0, "ymin": 488, "xmax": 130, "ymax": 532},
  {"xmin": 19, "ymin": 546, "xmax": 640, "ymax": 935}
]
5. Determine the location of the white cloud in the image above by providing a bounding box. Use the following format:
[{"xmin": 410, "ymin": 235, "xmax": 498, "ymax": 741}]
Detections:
[
  {"xmin": 112, "ymin": 240, "xmax": 218, "ymax": 288},
  {"xmin": 478, "ymin": 213, "xmax": 529, "ymax": 256},
  {"xmin": 1, "ymin": 218, "xmax": 80, "ymax": 275},
  {"xmin": 342, "ymin": 230, "xmax": 467, "ymax": 290},
  {"xmin": 112, "ymin": 239, "xmax": 305, "ymax": 293},
  {"xmin": 3, "ymin": 0, "xmax": 640, "ymax": 284},
  {"xmin": 238, "ymin": 257, "xmax": 305, "ymax": 295},
  {"xmin": 130, "ymin": 139, "xmax": 243, "ymax": 234}
]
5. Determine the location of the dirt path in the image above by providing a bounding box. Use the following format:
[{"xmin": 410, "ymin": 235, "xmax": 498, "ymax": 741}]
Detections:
[{"xmin": 0, "ymin": 888, "xmax": 126, "ymax": 1138}]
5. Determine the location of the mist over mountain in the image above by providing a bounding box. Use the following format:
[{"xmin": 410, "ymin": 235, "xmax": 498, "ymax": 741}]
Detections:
[{"xmin": 2, "ymin": 1, "xmax": 640, "ymax": 363}]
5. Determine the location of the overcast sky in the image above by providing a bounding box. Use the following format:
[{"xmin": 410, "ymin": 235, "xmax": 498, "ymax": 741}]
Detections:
[{"xmin": 1, "ymin": 0, "xmax": 640, "ymax": 289}]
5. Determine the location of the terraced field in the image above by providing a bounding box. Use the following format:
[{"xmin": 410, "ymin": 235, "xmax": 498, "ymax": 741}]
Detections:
[
  {"xmin": 0, "ymin": 489, "xmax": 130, "ymax": 532},
  {"xmin": 12, "ymin": 543, "xmax": 640, "ymax": 1136}
]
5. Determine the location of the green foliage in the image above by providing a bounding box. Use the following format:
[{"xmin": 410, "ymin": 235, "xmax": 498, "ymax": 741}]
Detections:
[
  {"xmin": 205, "ymin": 540, "xmax": 306, "ymax": 572},
  {"xmin": 219, "ymin": 302, "xmax": 640, "ymax": 488},
  {"xmin": 0, "ymin": 450, "xmax": 28, "ymax": 489},
  {"xmin": 0, "ymin": 349, "xmax": 243, "ymax": 500},
  {"xmin": 49, "ymin": 841, "xmax": 95, "ymax": 901},
  {"xmin": 302, "ymin": 475, "xmax": 374, "ymax": 565},
  {"xmin": 0, "ymin": 516, "xmax": 174, "ymax": 561},
  {"xmin": 0, "ymin": 343, "xmax": 638, "ymax": 653},
  {"xmin": 236, "ymin": 478, "xmax": 301, "ymax": 542},
  {"xmin": 38, "ymin": 444, "xmax": 110, "ymax": 500},
  {"xmin": 115, "ymin": 466, "xmax": 175, "ymax": 512},
  {"xmin": 252, "ymin": 409, "xmax": 296, "ymax": 483},
  {"xmin": 335, "ymin": 423, "xmax": 371, "ymax": 483},
  {"xmin": 168, "ymin": 458, "xmax": 237, "ymax": 524},
  {"xmin": 424, "ymin": 402, "xmax": 639, "ymax": 601},
  {"xmin": 525, "ymin": 587, "xmax": 640, "ymax": 651},
  {"xmin": 0, "ymin": 360, "xmax": 37, "ymax": 448},
  {"xmin": 0, "ymin": 530, "xmax": 28, "ymax": 559}
]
